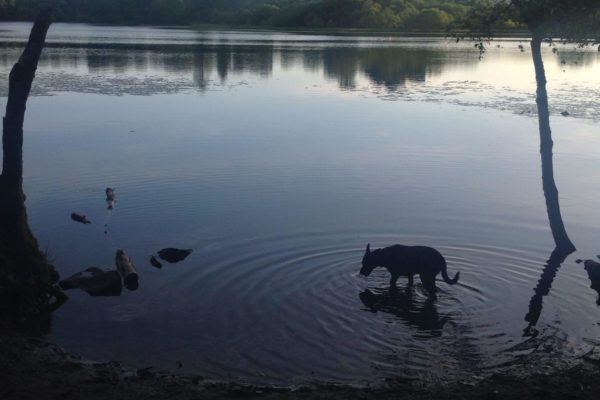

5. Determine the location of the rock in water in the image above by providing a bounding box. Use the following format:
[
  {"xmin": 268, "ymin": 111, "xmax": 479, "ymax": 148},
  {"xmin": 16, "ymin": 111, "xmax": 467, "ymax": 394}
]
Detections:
[
  {"xmin": 158, "ymin": 248, "xmax": 192, "ymax": 263},
  {"xmin": 59, "ymin": 268, "xmax": 122, "ymax": 296},
  {"xmin": 71, "ymin": 213, "xmax": 91, "ymax": 224},
  {"xmin": 584, "ymin": 259, "xmax": 600, "ymax": 274},
  {"xmin": 583, "ymin": 259, "xmax": 600, "ymax": 305},
  {"xmin": 150, "ymin": 256, "xmax": 163, "ymax": 269}
]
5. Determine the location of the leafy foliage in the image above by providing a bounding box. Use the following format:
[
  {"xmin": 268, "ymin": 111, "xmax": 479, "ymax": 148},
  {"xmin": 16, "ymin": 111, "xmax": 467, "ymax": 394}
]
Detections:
[
  {"xmin": 459, "ymin": 0, "xmax": 600, "ymax": 42},
  {"xmin": 1, "ymin": 1, "xmax": 598, "ymax": 37},
  {"xmin": 0, "ymin": 0, "xmax": 493, "ymax": 31}
]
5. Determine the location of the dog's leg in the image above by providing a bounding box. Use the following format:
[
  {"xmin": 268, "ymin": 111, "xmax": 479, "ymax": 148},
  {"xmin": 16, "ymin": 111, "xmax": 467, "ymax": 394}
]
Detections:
[
  {"xmin": 390, "ymin": 274, "xmax": 399, "ymax": 290},
  {"xmin": 426, "ymin": 283, "xmax": 437, "ymax": 298},
  {"xmin": 420, "ymin": 273, "xmax": 437, "ymax": 298}
]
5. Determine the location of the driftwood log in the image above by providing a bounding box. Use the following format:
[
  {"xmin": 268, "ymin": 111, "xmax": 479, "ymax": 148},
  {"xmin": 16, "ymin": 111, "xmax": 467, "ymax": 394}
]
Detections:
[
  {"xmin": 59, "ymin": 267, "xmax": 122, "ymax": 297},
  {"xmin": 70, "ymin": 213, "xmax": 91, "ymax": 224},
  {"xmin": 116, "ymin": 250, "xmax": 139, "ymax": 291}
]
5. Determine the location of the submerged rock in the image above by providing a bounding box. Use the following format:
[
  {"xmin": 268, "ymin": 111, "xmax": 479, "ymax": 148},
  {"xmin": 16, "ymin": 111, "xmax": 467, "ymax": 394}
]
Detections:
[
  {"xmin": 150, "ymin": 256, "xmax": 163, "ymax": 269},
  {"xmin": 583, "ymin": 260, "xmax": 600, "ymax": 280},
  {"xmin": 70, "ymin": 213, "xmax": 91, "ymax": 224},
  {"xmin": 578, "ymin": 258, "xmax": 600, "ymax": 305},
  {"xmin": 157, "ymin": 248, "xmax": 192, "ymax": 263},
  {"xmin": 59, "ymin": 267, "xmax": 122, "ymax": 296}
]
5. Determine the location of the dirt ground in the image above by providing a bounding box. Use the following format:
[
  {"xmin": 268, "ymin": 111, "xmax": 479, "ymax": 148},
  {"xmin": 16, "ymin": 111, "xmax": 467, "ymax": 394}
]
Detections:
[{"xmin": 2, "ymin": 328, "xmax": 600, "ymax": 400}]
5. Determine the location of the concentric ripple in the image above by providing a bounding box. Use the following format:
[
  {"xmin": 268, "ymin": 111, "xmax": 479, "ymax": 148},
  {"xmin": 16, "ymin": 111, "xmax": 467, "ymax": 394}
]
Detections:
[
  {"xmin": 6, "ymin": 22, "xmax": 600, "ymax": 386},
  {"xmin": 51, "ymin": 230, "xmax": 600, "ymax": 384}
]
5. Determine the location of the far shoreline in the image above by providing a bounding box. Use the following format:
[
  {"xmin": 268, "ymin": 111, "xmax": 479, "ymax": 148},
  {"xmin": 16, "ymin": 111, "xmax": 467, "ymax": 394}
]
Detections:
[{"xmin": 0, "ymin": 19, "xmax": 532, "ymax": 39}]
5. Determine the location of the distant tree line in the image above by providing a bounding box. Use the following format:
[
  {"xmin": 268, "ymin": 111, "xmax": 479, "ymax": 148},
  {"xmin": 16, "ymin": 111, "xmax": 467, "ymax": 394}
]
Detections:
[{"xmin": 0, "ymin": 0, "xmax": 520, "ymax": 31}]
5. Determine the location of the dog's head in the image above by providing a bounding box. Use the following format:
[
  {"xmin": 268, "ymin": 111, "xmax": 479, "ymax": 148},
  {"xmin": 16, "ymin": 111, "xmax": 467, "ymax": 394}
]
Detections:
[{"xmin": 360, "ymin": 244, "xmax": 375, "ymax": 276}]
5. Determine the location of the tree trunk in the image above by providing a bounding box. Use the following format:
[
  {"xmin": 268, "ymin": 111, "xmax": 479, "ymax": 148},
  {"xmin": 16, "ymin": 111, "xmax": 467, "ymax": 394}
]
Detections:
[
  {"xmin": 0, "ymin": 9, "xmax": 56, "ymax": 332},
  {"xmin": 0, "ymin": 9, "xmax": 52, "ymax": 250},
  {"xmin": 2, "ymin": 8, "xmax": 51, "ymax": 188},
  {"xmin": 530, "ymin": 34, "xmax": 575, "ymax": 253},
  {"xmin": 522, "ymin": 34, "xmax": 577, "ymax": 336}
]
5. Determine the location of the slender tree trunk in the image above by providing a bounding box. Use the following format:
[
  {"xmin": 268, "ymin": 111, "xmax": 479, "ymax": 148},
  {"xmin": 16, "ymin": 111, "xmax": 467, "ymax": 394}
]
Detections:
[
  {"xmin": 0, "ymin": 9, "xmax": 56, "ymax": 332},
  {"xmin": 530, "ymin": 34, "xmax": 575, "ymax": 253},
  {"xmin": 523, "ymin": 34, "xmax": 577, "ymax": 336},
  {"xmin": 2, "ymin": 9, "xmax": 51, "ymax": 186},
  {"xmin": 0, "ymin": 9, "xmax": 52, "ymax": 251}
]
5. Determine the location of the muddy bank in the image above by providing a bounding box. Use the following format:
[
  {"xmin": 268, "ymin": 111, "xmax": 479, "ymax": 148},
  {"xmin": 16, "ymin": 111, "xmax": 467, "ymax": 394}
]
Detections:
[{"xmin": 2, "ymin": 329, "xmax": 600, "ymax": 400}]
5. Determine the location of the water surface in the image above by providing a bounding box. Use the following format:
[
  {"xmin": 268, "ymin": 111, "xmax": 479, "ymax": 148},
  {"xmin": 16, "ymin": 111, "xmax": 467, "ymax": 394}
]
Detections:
[{"xmin": 1, "ymin": 23, "xmax": 600, "ymax": 385}]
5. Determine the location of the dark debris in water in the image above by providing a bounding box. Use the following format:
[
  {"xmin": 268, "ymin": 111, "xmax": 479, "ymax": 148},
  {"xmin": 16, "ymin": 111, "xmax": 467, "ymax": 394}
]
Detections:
[
  {"xmin": 116, "ymin": 250, "xmax": 139, "ymax": 291},
  {"xmin": 106, "ymin": 187, "xmax": 115, "ymax": 210},
  {"xmin": 150, "ymin": 256, "xmax": 163, "ymax": 269},
  {"xmin": 59, "ymin": 267, "xmax": 122, "ymax": 297},
  {"xmin": 577, "ymin": 258, "xmax": 600, "ymax": 306},
  {"xmin": 70, "ymin": 213, "xmax": 91, "ymax": 224},
  {"xmin": 157, "ymin": 248, "xmax": 192, "ymax": 264}
]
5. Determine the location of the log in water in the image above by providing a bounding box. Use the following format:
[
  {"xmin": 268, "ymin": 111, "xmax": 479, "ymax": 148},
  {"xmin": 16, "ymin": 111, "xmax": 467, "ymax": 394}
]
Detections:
[{"xmin": 116, "ymin": 250, "xmax": 139, "ymax": 291}]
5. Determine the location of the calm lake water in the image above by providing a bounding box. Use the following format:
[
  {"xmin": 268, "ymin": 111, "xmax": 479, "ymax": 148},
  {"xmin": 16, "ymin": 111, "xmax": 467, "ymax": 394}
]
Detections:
[{"xmin": 1, "ymin": 22, "xmax": 600, "ymax": 384}]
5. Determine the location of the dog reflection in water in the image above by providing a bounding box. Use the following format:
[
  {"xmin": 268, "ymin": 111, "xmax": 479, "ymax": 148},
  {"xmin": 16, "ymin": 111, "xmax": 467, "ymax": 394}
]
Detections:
[{"xmin": 359, "ymin": 288, "xmax": 448, "ymax": 333}]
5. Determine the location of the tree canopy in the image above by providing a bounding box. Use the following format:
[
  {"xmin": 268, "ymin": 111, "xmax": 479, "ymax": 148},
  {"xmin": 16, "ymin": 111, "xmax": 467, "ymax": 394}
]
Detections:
[
  {"xmin": 463, "ymin": 0, "xmax": 600, "ymax": 42},
  {"xmin": 0, "ymin": 0, "xmax": 497, "ymax": 32}
]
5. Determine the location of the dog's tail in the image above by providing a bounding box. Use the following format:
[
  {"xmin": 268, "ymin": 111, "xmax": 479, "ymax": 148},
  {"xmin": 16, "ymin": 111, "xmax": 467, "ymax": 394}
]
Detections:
[{"xmin": 442, "ymin": 260, "xmax": 460, "ymax": 285}]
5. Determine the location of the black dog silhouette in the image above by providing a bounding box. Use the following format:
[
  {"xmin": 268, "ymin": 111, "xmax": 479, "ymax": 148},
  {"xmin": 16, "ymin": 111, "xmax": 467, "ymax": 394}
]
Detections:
[{"xmin": 360, "ymin": 244, "xmax": 459, "ymax": 296}]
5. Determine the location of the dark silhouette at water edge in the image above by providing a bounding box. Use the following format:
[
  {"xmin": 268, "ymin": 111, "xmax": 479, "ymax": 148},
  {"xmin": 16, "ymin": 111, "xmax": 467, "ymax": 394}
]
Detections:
[
  {"xmin": 523, "ymin": 35, "xmax": 576, "ymax": 337},
  {"xmin": 0, "ymin": 9, "xmax": 63, "ymax": 333},
  {"xmin": 576, "ymin": 257, "xmax": 600, "ymax": 306}
]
